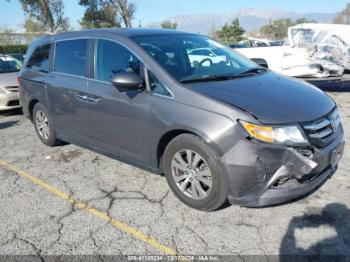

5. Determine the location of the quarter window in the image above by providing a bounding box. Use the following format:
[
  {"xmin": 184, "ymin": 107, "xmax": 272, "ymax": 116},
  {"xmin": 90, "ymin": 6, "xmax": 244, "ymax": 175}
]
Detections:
[
  {"xmin": 148, "ymin": 71, "xmax": 171, "ymax": 97},
  {"xmin": 54, "ymin": 39, "xmax": 87, "ymax": 76},
  {"xmin": 95, "ymin": 40, "xmax": 141, "ymax": 82},
  {"xmin": 27, "ymin": 44, "xmax": 50, "ymax": 73}
]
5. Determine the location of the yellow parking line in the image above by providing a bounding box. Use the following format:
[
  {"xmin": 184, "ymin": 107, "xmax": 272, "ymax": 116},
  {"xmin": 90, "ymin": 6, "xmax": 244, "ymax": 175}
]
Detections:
[{"xmin": 0, "ymin": 160, "xmax": 177, "ymax": 256}]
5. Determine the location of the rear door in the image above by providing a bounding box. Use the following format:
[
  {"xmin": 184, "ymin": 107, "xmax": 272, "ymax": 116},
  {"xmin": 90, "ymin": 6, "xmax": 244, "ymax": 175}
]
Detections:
[{"xmin": 45, "ymin": 39, "xmax": 92, "ymax": 144}]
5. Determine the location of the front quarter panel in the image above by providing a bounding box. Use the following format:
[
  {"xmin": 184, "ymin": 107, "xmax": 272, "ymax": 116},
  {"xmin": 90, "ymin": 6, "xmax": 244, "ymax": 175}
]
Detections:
[{"xmin": 150, "ymin": 88, "xmax": 251, "ymax": 168}]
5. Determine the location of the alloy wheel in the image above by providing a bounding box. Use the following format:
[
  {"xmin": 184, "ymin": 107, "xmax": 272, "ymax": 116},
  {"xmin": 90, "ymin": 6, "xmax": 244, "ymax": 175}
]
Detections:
[
  {"xmin": 35, "ymin": 110, "xmax": 50, "ymax": 140},
  {"xmin": 171, "ymin": 149, "xmax": 213, "ymax": 200}
]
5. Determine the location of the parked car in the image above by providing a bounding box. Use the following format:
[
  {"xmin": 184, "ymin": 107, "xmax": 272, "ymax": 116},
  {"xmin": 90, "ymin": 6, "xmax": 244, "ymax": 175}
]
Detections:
[
  {"xmin": 0, "ymin": 55, "xmax": 22, "ymax": 111},
  {"xmin": 19, "ymin": 29, "xmax": 344, "ymax": 211},
  {"xmin": 8, "ymin": 53, "xmax": 25, "ymax": 62},
  {"xmin": 187, "ymin": 47, "xmax": 228, "ymax": 67},
  {"xmin": 229, "ymin": 43, "xmax": 248, "ymax": 49},
  {"xmin": 237, "ymin": 24, "xmax": 350, "ymax": 78}
]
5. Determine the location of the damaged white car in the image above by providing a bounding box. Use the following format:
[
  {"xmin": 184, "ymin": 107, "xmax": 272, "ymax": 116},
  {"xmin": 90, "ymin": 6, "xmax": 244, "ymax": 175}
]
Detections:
[{"xmin": 236, "ymin": 23, "xmax": 350, "ymax": 78}]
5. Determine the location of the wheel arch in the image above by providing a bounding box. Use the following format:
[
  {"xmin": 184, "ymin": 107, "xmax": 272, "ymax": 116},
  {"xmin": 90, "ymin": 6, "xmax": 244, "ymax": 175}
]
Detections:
[
  {"xmin": 156, "ymin": 127, "xmax": 221, "ymax": 170},
  {"xmin": 28, "ymin": 99, "xmax": 40, "ymax": 120}
]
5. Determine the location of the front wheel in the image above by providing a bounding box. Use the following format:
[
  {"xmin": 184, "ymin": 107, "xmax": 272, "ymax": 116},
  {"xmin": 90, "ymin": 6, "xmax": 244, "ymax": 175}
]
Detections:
[{"xmin": 163, "ymin": 134, "xmax": 228, "ymax": 211}]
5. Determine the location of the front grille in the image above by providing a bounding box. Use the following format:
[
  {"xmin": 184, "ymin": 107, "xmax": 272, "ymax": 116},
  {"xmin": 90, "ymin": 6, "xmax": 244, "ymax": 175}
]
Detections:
[
  {"xmin": 302, "ymin": 109, "xmax": 341, "ymax": 148},
  {"xmin": 4, "ymin": 86, "xmax": 18, "ymax": 92}
]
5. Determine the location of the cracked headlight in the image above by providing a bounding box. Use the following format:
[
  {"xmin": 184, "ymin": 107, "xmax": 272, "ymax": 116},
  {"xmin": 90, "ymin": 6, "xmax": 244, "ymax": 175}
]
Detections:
[{"xmin": 240, "ymin": 120, "xmax": 308, "ymax": 146}]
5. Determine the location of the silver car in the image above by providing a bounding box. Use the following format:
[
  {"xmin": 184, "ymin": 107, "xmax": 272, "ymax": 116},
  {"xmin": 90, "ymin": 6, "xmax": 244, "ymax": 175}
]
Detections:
[{"xmin": 0, "ymin": 55, "xmax": 21, "ymax": 111}]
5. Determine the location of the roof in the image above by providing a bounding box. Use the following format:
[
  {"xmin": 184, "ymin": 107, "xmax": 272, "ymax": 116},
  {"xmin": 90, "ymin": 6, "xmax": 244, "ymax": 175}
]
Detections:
[{"xmin": 54, "ymin": 28, "xmax": 194, "ymax": 38}]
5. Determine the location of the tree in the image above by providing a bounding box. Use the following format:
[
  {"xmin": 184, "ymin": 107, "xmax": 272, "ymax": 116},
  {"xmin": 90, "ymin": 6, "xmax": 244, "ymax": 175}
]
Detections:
[
  {"xmin": 17, "ymin": 0, "xmax": 70, "ymax": 33},
  {"xmin": 334, "ymin": 3, "xmax": 350, "ymax": 24},
  {"xmin": 79, "ymin": 0, "xmax": 136, "ymax": 28},
  {"xmin": 295, "ymin": 17, "xmax": 317, "ymax": 24},
  {"xmin": 79, "ymin": 0, "xmax": 120, "ymax": 28},
  {"xmin": 216, "ymin": 18, "xmax": 245, "ymax": 44},
  {"xmin": 161, "ymin": 20, "xmax": 177, "ymax": 29},
  {"xmin": 259, "ymin": 18, "xmax": 301, "ymax": 40},
  {"xmin": 23, "ymin": 18, "xmax": 46, "ymax": 42},
  {"xmin": 113, "ymin": 0, "xmax": 136, "ymax": 28},
  {"xmin": 24, "ymin": 18, "xmax": 45, "ymax": 32},
  {"xmin": 0, "ymin": 26, "xmax": 15, "ymax": 45}
]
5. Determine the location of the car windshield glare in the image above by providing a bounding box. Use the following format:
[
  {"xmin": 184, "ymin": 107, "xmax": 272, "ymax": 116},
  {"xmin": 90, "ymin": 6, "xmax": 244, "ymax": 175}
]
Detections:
[
  {"xmin": 132, "ymin": 34, "xmax": 259, "ymax": 83},
  {"xmin": 0, "ymin": 56, "xmax": 22, "ymax": 73}
]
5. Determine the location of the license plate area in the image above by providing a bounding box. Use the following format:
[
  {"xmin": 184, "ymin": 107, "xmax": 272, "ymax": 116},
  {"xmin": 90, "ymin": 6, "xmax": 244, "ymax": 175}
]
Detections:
[{"xmin": 331, "ymin": 142, "xmax": 345, "ymax": 170}]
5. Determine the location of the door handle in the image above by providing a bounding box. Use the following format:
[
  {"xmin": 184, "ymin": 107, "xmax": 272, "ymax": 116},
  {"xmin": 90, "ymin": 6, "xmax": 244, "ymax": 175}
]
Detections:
[
  {"xmin": 75, "ymin": 94, "xmax": 88, "ymax": 101},
  {"xmin": 86, "ymin": 97, "xmax": 102, "ymax": 103}
]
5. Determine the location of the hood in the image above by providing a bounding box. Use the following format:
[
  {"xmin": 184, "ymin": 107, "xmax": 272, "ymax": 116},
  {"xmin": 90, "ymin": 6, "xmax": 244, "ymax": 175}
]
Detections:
[
  {"xmin": 0, "ymin": 72, "xmax": 18, "ymax": 87},
  {"xmin": 189, "ymin": 72, "xmax": 335, "ymax": 124}
]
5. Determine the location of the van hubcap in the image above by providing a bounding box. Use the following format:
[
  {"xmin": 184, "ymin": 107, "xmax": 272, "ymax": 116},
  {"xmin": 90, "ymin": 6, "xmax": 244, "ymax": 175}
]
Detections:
[
  {"xmin": 35, "ymin": 110, "xmax": 50, "ymax": 140},
  {"xmin": 171, "ymin": 150, "xmax": 213, "ymax": 200}
]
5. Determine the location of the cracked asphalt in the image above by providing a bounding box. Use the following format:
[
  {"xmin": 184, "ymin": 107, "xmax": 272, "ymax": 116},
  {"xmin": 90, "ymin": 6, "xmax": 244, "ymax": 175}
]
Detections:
[{"xmin": 0, "ymin": 90, "xmax": 349, "ymax": 258}]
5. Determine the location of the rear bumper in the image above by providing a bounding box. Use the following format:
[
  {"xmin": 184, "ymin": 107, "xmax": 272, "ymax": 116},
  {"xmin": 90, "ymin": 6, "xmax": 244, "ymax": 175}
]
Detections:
[
  {"xmin": 222, "ymin": 126, "xmax": 345, "ymax": 207},
  {"xmin": 0, "ymin": 93, "xmax": 21, "ymax": 111}
]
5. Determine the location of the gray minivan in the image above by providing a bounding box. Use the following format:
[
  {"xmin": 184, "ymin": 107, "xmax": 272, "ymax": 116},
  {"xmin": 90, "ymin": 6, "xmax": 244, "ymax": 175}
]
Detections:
[{"xmin": 19, "ymin": 29, "xmax": 344, "ymax": 211}]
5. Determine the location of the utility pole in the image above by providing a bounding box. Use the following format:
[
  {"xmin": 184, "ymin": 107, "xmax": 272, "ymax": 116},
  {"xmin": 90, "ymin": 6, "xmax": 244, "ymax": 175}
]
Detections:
[{"xmin": 177, "ymin": 0, "xmax": 180, "ymax": 27}]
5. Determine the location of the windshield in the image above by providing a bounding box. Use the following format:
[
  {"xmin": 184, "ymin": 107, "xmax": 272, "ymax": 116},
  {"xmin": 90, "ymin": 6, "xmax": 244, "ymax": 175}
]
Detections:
[
  {"xmin": 133, "ymin": 34, "xmax": 259, "ymax": 82},
  {"xmin": 0, "ymin": 55, "xmax": 22, "ymax": 73}
]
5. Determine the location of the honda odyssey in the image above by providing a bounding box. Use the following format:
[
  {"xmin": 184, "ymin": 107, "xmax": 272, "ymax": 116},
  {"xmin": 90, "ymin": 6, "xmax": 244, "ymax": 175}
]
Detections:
[{"xmin": 19, "ymin": 29, "xmax": 344, "ymax": 211}]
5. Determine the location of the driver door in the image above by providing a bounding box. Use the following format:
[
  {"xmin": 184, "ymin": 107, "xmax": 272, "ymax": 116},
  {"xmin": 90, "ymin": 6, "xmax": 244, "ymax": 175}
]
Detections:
[{"xmin": 85, "ymin": 39, "xmax": 152, "ymax": 165}]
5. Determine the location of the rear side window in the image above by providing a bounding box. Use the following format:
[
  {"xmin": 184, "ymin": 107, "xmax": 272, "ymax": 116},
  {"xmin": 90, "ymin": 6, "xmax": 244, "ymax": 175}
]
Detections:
[
  {"xmin": 95, "ymin": 39, "xmax": 141, "ymax": 82},
  {"xmin": 54, "ymin": 39, "xmax": 87, "ymax": 77},
  {"xmin": 27, "ymin": 44, "xmax": 51, "ymax": 73}
]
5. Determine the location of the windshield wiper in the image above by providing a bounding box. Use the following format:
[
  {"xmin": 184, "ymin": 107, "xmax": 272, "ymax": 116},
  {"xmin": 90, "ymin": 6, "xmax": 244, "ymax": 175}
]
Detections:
[
  {"xmin": 180, "ymin": 68, "xmax": 268, "ymax": 84},
  {"xmin": 180, "ymin": 75, "xmax": 235, "ymax": 84},
  {"xmin": 236, "ymin": 67, "xmax": 267, "ymax": 77}
]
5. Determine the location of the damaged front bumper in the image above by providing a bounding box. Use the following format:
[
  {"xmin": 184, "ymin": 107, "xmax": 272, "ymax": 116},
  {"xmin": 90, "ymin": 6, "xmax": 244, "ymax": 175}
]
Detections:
[{"xmin": 221, "ymin": 127, "xmax": 344, "ymax": 207}]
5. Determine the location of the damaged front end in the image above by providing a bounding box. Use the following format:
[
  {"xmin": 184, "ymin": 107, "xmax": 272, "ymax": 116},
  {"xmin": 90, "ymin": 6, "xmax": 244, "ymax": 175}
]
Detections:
[
  {"xmin": 267, "ymin": 148, "xmax": 318, "ymax": 190},
  {"xmin": 221, "ymin": 110, "xmax": 345, "ymax": 207}
]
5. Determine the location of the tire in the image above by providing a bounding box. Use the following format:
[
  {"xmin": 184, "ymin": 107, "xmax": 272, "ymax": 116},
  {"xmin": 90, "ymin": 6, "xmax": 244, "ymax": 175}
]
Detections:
[
  {"xmin": 163, "ymin": 134, "xmax": 228, "ymax": 211},
  {"xmin": 32, "ymin": 102, "xmax": 61, "ymax": 147}
]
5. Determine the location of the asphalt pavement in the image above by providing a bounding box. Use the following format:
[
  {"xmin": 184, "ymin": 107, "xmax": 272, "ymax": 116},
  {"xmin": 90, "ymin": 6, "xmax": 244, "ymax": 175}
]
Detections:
[{"xmin": 0, "ymin": 91, "xmax": 349, "ymax": 259}]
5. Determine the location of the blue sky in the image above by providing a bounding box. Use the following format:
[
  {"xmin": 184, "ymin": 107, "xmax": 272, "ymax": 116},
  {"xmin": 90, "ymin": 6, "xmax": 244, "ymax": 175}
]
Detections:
[{"xmin": 1, "ymin": 0, "xmax": 348, "ymax": 31}]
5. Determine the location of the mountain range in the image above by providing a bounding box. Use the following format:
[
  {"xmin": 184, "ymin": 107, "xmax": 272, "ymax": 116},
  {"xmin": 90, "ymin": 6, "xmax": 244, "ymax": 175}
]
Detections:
[{"xmin": 148, "ymin": 8, "xmax": 338, "ymax": 34}]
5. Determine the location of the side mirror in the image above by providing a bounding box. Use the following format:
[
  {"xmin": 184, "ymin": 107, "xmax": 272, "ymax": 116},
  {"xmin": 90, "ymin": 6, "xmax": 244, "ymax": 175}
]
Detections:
[
  {"xmin": 251, "ymin": 58, "xmax": 269, "ymax": 69},
  {"xmin": 111, "ymin": 72, "xmax": 144, "ymax": 92}
]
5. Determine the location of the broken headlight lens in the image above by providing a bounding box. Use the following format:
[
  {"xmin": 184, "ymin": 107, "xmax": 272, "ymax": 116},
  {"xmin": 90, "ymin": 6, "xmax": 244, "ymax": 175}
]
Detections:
[{"xmin": 240, "ymin": 120, "xmax": 308, "ymax": 145}]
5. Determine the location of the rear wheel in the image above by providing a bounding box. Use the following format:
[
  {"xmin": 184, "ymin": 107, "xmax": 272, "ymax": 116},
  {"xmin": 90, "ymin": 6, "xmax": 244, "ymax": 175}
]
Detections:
[
  {"xmin": 163, "ymin": 134, "xmax": 228, "ymax": 211},
  {"xmin": 33, "ymin": 103, "xmax": 61, "ymax": 146}
]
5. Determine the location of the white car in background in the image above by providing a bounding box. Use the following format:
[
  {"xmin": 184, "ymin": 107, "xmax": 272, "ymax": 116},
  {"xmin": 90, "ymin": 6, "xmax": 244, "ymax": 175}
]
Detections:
[
  {"xmin": 188, "ymin": 48, "xmax": 228, "ymax": 67},
  {"xmin": 236, "ymin": 23, "xmax": 350, "ymax": 78},
  {"xmin": 0, "ymin": 55, "xmax": 22, "ymax": 111}
]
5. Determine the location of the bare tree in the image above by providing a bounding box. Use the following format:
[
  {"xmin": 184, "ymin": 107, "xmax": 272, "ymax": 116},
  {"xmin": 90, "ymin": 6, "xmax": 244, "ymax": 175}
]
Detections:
[
  {"xmin": 107, "ymin": 0, "xmax": 135, "ymax": 28},
  {"xmin": 5, "ymin": 0, "xmax": 70, "ymax": 33},
  {"xmin": 23, "ymin": 18, "xmax": 46, "ymax": 42},
  {"xmin": 0, "ymin": 26, "xmax": 15, "ymax": 45},
  {"xmin": 116, "ymin": 0, "xmax": 135, "ymax": 28}
]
